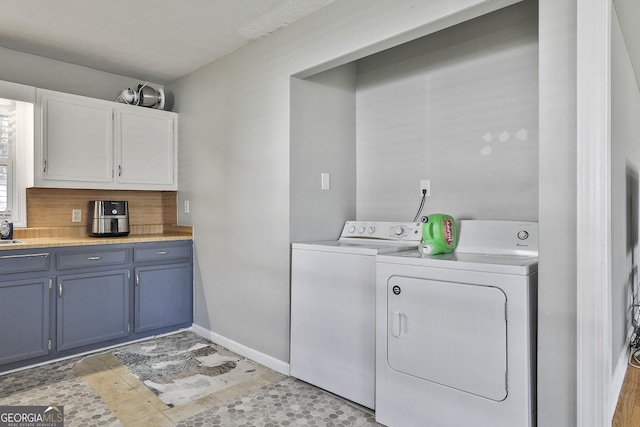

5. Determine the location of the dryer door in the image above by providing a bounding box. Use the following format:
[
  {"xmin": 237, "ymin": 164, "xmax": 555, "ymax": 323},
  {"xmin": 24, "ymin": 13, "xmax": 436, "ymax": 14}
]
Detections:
[{"xmin": 386, "ymin": 276, "xmax": 507, "ymax": 401}]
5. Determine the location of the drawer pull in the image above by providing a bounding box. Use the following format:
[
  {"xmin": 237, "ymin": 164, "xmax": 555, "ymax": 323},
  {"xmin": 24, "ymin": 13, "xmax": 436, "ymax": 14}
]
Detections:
[
  {"xmin": 157, "ymin": 251, "xmax": 169, "ymax": 255},
  {"xmin": 0, "ymin": 253, "xmax": 49, "ymax": 260},
  {"xmin": 58, "ymin": 283, "xmax": 63, "ymax": 298},
  {"xmin": 87, "ymin": 256, "xmax": 103, "ymax": 261}
]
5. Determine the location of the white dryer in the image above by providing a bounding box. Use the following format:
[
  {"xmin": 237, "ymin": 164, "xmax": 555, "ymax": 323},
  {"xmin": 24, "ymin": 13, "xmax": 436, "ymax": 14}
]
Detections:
[
  {"xmin": 290, "ymin": 221, "xmax": 422, "ymax": 409},
  {"xmin": 375, "ymin": 220, "xmax": 537, "ymax": 427}
]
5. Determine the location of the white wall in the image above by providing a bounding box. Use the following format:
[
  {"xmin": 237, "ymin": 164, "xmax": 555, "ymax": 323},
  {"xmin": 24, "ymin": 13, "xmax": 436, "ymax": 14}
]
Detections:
[
  {"xmin": 611, "ymin": 4, "xmax": 640, "ymax": 382},
  {"xmin": 290, "ymin": 64, "xmax": 357, "ymax": 243},
  {"xmin": 356, "ymin": 5, "xmax": 538, "ymax": 221}
]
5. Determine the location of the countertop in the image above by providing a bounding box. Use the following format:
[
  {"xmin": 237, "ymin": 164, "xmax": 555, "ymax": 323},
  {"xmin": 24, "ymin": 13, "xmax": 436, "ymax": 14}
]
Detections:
[{"xmin": 0, "ymin": 227, "xmax": 193, "ymax": 251}]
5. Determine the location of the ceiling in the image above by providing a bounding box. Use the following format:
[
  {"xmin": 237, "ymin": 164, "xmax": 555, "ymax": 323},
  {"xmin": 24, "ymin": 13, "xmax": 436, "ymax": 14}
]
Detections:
[
  {"xmin": 0, "ymin": 0, "xmax": 336, "ymax": 85},
  {"xmin": 0, "ymin": 1, "xmax": 639, "ymax": 87}
]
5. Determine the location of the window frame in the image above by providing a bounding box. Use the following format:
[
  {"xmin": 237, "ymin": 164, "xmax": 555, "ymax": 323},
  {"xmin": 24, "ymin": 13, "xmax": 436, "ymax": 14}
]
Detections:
[
  {"xmin": 13, "ymin": 100, "xmax": 32, "ymax": 228},
  {"xmin": 0, "ymin": 100, "xmax": 15, "ymax": 220},
  {"xmin": 0, "ymin": 81, "xmax": 36, "ymax": 228}
]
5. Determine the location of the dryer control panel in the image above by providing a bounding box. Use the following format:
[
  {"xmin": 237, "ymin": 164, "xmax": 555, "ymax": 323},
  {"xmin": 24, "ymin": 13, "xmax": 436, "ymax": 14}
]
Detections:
[{"xmin": 455, "ymin": 220, "xmax": 538, "ymax": 256}]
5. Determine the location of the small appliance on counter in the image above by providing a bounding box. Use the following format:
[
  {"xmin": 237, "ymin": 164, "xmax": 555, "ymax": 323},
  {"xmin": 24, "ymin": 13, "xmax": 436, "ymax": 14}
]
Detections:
[
  {"xmin": 88, "ymin": 201, "xmax": 130, "ymax": 237},
  {"xmin": 0, "ymin": 210, "xmax": 13, "ymax": 240}
]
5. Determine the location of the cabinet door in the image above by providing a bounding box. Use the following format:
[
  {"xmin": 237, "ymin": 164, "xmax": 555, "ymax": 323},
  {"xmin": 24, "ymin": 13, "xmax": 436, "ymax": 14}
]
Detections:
[
  {"xmin": 116, "ymin": 107, "xmax": 176, "ymax": 189},
  {"xmin": 56, "ymin": 269, "xmax": 130, "ymax": 351},
  {"xmin": 39, "ymin": 90, "xmax": 114, "ymax": 184},
  {"xmin": 135, "ymin": 263, "xmax": 192, "ymax": 333},
  {"xmin": 0, "ymin": 278, "xmax": 50, "ymax": 365}
]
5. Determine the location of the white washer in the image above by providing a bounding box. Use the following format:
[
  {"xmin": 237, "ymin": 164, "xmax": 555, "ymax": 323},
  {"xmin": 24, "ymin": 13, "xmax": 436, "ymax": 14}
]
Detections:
[
  {"xmin": 290, "ymin": 221, "xmax": 422, "ymax": 409},
  {"xmin": 375, "ymin": 220, "xmax": 538, "ymax": 427}
]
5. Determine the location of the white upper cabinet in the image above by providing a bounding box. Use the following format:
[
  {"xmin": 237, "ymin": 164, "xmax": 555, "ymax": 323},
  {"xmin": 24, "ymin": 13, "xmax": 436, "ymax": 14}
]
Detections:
[
  {"xmin": 34, "ymin": 89, "xmax": 177, "ymax": 190},
  {"xmin": 38, "ymin": 90, "xmax": 114, "ymax": 184},
  {"xmin": 116, "ymin": 107, "xmax": 176, "ymax": 187}
]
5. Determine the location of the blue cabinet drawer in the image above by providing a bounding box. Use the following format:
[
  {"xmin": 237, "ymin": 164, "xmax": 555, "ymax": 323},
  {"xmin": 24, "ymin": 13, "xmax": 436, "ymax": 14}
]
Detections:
[
  {"xmin": 57, "ymin": 248, "xmax": 128, "ymax": 270},
  {"xmin": 134, "ymin": 242, "xmax": 191, "ymax": 263},
  {"xmin": 0, "ymin": 252, "xmax": 50, "ymax": 275}
]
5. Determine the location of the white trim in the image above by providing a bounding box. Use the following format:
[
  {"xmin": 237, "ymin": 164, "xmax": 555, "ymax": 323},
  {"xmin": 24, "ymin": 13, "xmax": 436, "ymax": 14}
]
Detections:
[
  {"xmin": 576, "ymin": 0, "xmax": 612, "ymax": 426},
  {"xmin": 0, "ymin": 80, "xmax": 35, "ymax": 104},
  {"xmin": 191, "ymin": 323, "xmax": 290, "ymax": 376},
  {"xmin": 13, "ymin": 101, "xmax": 32, "ymax": 228},
  {"xmin": 609, "ymin": 339, "xmax": 631, "ymax": 420}
]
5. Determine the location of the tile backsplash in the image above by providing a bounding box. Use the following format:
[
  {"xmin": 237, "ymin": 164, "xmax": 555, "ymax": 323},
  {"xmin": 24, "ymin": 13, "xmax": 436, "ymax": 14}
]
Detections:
[{"xmin": 25, "ymin": 188, "xmax": 177, "ymax": 235}]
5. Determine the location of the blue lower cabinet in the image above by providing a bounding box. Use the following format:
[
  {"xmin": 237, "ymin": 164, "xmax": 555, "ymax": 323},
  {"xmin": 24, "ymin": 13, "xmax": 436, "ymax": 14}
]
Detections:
[
  {"xmin": 56, "ymin": 269, "xmax": 130, "ymax": 351},
  {"xmin": 135, "ymin": 263, "xmax": 192, "ymax": 332},
  {"xmin": 0, "ymin": 278, "xmax": 50, "ymax": 365},
  {"xmin": 0, "ymin": 240, "xmax": 193, "ymax": 372}
]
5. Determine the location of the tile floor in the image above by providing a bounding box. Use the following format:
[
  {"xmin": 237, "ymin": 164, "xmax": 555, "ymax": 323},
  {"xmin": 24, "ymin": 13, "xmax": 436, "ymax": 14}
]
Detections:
[{"xmin": 0, "ymin": 331, "xmax": 381, "ymax": 427}]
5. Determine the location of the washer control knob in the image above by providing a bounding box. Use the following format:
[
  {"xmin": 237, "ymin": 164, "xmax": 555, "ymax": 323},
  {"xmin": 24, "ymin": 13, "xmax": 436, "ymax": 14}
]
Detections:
[
  {"xmin": 517, "ymin": 230, "xmax": 529, "ymax": 240},
  {"xmin": 358, "ymin": 226, "xmax": 366, "ymax": 233},
  {"xmin": 368, "ymin": 226, "xmax": 376, "ymax": 234},
  {"xmin": 348, "ymin": 226, "xmax": 356, "ymax": 233},
  {"xmin": 393, "ymin": 226, "xmax": 405, "ymax": 236}
]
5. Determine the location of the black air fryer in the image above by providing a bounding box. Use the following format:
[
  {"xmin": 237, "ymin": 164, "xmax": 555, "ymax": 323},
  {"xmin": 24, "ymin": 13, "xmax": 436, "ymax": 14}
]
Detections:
[{"xmin": 88, "ymin": 200, "xmax": 130, "ymax": 237}]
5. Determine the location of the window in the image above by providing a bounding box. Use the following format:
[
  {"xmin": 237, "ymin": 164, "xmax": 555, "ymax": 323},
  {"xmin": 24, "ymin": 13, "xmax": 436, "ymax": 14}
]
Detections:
[{"xmin": 0, "ymin": 97, "xmax": 32, "ymax": 227}]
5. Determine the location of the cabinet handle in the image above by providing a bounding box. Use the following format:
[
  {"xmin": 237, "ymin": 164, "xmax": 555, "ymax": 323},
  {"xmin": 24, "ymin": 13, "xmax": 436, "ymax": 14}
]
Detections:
[
  {"xmin": 0, "ymin": 253, "xmax": 49, "ymax": 260},
  {"xmin": 157, "ymin": 251, "xmax": 169, "ymax": 255},
  {"xmin": 58, "ymin": 283, "xmax": 63, "ymax": 298},
  {"xmin": 87, "ymin": 256, "xmax": 102, "ymax": 260},
  {"xmin": 118, "ymin": 165, "xmax": 122, "ymax": 177},
  {"xmin": 135, "ymin": 274, "xmax": 140, "ymax": 286},
  {"xmin": 43, "ymin": 159, "xmax": 47, "ymax": 173}
]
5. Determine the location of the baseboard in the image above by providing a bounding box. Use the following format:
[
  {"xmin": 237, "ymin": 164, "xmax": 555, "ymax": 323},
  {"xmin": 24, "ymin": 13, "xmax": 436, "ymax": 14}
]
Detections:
[
  {"xmin": 610, "ymin": 339, "xmax": 631, "ymax": 421},
  {"xmin": 191, "ymin": 324, "xmax": 290, "ymax": 376}
]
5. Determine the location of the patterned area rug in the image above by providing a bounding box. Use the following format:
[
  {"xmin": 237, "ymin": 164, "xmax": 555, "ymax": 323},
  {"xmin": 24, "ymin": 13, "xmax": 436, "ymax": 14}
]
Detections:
[{"xmin": 113, "ymin": 332, "xmax": 272, "ymax": 408}]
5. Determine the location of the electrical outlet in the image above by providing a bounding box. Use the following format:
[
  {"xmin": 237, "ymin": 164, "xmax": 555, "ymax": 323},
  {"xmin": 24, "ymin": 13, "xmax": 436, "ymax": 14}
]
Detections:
[
  {"xmin": 184, "ymin": 200, "xmax": 190, "ymax": 214},
  {"xmin": 72, "ymin": 209, "xmax": 82, "ymax": 223},
  {"xmin": 420, "ymin": 180, "xmax": 431, "ymax": 196}
]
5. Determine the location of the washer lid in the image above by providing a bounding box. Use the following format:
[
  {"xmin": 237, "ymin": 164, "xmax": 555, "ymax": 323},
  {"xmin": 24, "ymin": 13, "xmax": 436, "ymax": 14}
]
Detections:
[{"xmin": 292, "ymin": 221, "xmax": 422, "ymax": 255}]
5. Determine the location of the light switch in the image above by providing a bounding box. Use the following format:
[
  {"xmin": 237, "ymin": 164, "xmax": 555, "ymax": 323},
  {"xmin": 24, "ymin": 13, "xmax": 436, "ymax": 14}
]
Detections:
[{"xmin": 321, "ymin": 173, "xmax": 331, "ymax": 190}]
